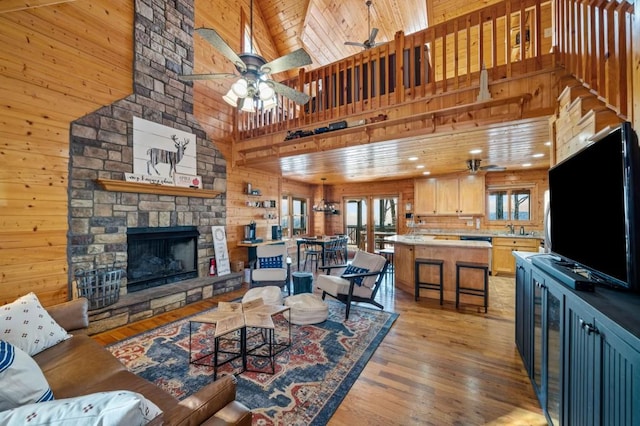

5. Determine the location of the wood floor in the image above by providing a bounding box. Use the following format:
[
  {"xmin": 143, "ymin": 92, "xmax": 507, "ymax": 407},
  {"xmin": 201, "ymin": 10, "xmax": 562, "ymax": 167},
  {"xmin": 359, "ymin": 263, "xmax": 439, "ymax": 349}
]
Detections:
[{"xmin": 92, "ymin": 273, "xmax": 547, "ymax": 425}]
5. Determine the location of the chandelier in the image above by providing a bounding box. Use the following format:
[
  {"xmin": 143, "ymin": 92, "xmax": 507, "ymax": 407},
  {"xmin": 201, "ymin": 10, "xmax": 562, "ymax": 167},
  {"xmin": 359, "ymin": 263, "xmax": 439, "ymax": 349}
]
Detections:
[{"xmin": 312, "ymin": 178, "xmax": 338, "ymax": 213}]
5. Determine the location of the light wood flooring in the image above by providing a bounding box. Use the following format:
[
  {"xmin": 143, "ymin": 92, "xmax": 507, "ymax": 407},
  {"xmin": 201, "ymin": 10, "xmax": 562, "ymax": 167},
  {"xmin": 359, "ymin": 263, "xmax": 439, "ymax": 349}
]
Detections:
[{"xmin": 92, "ymin": 272, "xmax": 547, "ymax": 425}]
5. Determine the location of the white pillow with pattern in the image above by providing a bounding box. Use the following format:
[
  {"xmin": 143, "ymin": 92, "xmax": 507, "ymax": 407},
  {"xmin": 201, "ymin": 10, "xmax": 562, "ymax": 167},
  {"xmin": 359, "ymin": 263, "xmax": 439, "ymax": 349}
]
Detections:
[
  {"xmin": 0, "ymin": 391, "xmax": 162, "ymax": 425},
  {"xmin": 1, "ymin": 292, "xmax": 71, "ymax": 356}
]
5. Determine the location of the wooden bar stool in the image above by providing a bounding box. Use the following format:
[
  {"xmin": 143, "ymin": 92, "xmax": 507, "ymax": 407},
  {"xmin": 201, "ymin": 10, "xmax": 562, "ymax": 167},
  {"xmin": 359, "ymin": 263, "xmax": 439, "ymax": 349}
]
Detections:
[
  {"xmin": 414, "ymin": 258, "xmax": 444, "ymax": 304},
  {"xmin": 455, "ymin": 261, "xmax": 489, "ymax": 313}
]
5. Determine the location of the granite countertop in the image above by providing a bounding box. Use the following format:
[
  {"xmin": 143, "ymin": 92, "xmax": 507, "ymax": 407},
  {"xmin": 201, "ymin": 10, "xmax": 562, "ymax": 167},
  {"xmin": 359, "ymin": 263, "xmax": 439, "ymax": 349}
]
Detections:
[
  {"xmin": 410, "ymin": 229, "xmax": 543, "ymax": 239},
  {"xmin": 386, "ymin": 235, "xmax": 492, "ymax": 248}
]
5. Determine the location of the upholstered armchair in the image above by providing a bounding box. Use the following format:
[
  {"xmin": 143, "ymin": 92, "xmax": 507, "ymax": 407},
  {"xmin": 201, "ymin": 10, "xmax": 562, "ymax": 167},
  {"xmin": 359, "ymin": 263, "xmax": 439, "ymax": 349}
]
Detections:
[
  {"xmin": 316, "ymin": 250, "xmax": 388, "ymax": 319},
  {"xmin": 249, "ymin": 244, "xmax": 291, "ymax": 295}
]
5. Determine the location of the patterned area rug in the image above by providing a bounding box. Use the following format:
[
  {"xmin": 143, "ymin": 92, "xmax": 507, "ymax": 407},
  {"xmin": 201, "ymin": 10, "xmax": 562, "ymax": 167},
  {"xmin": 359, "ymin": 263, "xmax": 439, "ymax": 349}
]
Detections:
[{"xmin": 107, "ymin": 299, "xmax": 398, "ymax": 425}]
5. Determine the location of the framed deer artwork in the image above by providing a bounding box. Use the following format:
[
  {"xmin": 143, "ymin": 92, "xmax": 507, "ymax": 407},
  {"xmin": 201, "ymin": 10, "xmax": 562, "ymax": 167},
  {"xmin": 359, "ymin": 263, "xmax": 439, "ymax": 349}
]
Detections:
[{"xmin": 131, "ymin": 117, "xmax": 197, "ymax": 184}]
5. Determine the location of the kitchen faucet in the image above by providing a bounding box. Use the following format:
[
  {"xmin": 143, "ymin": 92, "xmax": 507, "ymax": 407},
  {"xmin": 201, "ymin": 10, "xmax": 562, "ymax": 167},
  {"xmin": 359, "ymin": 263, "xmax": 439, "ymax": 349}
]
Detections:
[{"xmin": 506, "ymin": 223, "xmax": 515, "ymax": 234}]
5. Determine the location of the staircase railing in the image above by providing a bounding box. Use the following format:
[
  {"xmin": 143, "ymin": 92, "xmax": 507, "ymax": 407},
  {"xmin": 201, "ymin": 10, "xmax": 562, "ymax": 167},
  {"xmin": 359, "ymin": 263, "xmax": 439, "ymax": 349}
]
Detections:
[{"xmin": 553, "ymin": 0, "xmax": 633, "ymax": 118}]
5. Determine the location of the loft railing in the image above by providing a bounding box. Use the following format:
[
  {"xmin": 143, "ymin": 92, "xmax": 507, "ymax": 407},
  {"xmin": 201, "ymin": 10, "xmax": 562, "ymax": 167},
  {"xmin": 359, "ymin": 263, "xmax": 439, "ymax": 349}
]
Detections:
[
  {"xmin": 553, "ymin": 0, "xmax": 633, "ymax": 118},
  {"xmin": 235, "ymin": 0, "xmax": 632, "ymax": 138}
]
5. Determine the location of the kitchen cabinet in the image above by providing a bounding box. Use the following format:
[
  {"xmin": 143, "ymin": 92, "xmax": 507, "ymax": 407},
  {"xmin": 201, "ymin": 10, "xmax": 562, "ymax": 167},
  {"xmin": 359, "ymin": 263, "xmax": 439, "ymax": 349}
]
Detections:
[
  {"xmin": 514, "ymin": 253, "xmax": 640, "ymax": 426},
  {"xmin": 414, "ymin": 178, "xmax": 437, "ymax": 214},
  {"xmin": 414, "ymin": 175, "xmax": 485, "ymax": 216},
  {"xmin": 492, "ymin": 237, "xmax": 540, "ymax": 275}
]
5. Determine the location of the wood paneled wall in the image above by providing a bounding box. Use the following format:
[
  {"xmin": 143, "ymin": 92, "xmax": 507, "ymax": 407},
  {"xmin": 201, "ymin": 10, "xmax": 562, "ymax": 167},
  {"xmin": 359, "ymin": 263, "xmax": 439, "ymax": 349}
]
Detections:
[{"xmin": 0, "ymin": 1, "xmax": 134, "ymax": 306}]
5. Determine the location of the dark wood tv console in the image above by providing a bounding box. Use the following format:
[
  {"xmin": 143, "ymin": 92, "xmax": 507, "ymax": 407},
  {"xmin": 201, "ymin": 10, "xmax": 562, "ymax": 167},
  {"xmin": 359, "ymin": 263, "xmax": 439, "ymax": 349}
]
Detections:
[{"xmin": 514, "ymin": 252, "xmax": 640, "ymax": 426}]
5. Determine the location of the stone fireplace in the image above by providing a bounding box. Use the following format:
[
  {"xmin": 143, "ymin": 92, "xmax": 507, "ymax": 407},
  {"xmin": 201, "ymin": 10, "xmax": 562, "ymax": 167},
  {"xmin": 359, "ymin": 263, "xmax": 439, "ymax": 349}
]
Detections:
[
  {"xmin": 66, "ymin": 0, "xmax": 241, "ymax": 333},
  {"xmin": 126, "ymin": 226, "xmax": 199, "ymax": 292}
]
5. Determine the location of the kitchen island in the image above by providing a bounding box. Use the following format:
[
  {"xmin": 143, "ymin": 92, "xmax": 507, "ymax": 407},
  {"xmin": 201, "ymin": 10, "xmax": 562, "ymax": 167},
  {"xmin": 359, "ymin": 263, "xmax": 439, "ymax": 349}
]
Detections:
[{"xmin": 387, "ymin": 235, "xmax": 492, "ymax": 305}]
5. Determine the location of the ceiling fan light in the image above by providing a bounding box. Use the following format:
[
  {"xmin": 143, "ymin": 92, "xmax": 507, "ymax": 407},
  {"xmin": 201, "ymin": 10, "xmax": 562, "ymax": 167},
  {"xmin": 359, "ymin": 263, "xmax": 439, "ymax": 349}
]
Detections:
[
  {"xmin": 222, "ymin": 89, "xmax": 239, "ymax": 106},
  {"xmin": 240, "ymin": 98, "xmax": 256, "ymax": 113},
  {"xmin": 231, "ymin": 78, "xmax": 249, "ymax": 98},
  {"xmin": 262, "ymin": 96, "xmax": 277, "ymax": 110},
  {"xmin": 258, "ymin": 81, "xmax": 275, "ymax": 100}
]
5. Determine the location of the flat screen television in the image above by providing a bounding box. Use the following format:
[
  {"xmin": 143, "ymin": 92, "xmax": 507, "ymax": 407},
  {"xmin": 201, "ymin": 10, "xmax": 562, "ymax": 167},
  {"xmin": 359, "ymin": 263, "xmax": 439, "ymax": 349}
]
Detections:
[{"xmin": 548, "ymin": 121, "xmax": 640, "ymax": 292}]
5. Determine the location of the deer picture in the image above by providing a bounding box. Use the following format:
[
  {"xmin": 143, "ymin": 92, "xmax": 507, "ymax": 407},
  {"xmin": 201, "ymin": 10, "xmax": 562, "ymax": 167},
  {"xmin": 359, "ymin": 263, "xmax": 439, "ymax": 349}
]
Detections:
[{"xmin": 146, "ymin": 135, "xmax": 189, "ymax": 177}]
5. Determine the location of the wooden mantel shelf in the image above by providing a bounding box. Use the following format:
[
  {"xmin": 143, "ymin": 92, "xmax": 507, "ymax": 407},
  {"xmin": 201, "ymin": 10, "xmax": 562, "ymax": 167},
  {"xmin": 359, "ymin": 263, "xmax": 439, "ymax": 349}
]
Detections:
[{"xmin": 96, "ymin": 178, "xmax": 222, "ymax": 198}]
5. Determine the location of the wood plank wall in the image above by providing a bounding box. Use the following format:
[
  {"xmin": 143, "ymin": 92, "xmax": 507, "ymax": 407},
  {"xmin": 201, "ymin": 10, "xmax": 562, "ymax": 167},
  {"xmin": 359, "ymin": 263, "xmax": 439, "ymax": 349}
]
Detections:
[{"xmin": 0, "ymin": 1, "xmax": 134, "ymax": 306}]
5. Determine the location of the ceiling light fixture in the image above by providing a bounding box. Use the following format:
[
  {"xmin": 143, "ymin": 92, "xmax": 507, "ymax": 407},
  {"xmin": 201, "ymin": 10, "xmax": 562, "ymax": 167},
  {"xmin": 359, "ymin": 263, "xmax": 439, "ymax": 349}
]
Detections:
[
  {"xmin": 312, "ymin": 178, "xmax": 338, "ymax": 214},
  {"xmin": 221, "ymin": 0, "xmax": 278, "ymax": 113}
]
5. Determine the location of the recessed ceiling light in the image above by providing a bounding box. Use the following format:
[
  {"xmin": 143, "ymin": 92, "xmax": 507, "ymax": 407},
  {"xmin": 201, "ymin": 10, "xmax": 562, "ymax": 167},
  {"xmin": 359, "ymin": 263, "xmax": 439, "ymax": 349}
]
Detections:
[
  {"xmin": 522, "ymin": 163, "xmax": 532, "ymax": 167},
  {"xmin": 422, "ymin": 171, "xmax": 431, "ymax": 175},
  {"xmin": 544, "ymin": 141, "xmax": 551, "ymax": 146},
  {"xmin": 408, "ymin": 156, "xmax": 418, "ymax": 161},
  {"xmin": 532, "ymin": 153, "xmax": 544, "ymax": 158},
  {"xmin": 416, "ymin": 165, "xmax": 425, "ymax": 169},
  {"xmin": 469, "ymin": 149, "xmax": 482, "ymax": 155}
]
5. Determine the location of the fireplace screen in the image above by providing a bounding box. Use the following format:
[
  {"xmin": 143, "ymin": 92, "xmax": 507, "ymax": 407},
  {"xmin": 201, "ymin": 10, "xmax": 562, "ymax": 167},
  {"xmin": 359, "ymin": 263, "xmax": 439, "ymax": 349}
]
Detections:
[{"xmin": 127, "ymin": 226, "xmax": 199, "ymax": 292}]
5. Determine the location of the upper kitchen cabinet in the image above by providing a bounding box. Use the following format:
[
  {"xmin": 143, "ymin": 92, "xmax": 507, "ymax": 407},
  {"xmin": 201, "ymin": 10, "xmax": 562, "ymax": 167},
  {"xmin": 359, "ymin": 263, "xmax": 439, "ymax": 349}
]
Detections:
[{"xmin": 415, "ymin": 175, "xmax": 485, "ymax": 216}]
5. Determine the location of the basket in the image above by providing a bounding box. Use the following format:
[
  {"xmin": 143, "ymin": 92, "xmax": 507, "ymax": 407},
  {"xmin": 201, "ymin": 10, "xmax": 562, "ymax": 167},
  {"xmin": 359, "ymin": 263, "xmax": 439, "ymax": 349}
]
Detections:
[{"xmin": 75, "ymin": 265, "xmax": 123, "ymax": 310}]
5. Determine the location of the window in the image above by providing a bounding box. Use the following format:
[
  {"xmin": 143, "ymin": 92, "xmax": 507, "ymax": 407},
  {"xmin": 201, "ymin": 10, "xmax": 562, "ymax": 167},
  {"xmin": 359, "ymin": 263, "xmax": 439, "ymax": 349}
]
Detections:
[
  {"xmin": 488, "ymin": 187, "xmax": 532, "ymax": 221},
  {"xmin": 281, "ymin": 195, "xmax": 308, "ymax": 237}
]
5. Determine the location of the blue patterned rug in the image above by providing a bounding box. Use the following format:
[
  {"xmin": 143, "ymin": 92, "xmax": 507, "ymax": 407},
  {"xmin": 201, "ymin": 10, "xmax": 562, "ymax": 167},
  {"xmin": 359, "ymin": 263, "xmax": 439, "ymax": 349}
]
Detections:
[{"xmin": 107, "ymin": 299, "xmax": 398, "ymax": 425}]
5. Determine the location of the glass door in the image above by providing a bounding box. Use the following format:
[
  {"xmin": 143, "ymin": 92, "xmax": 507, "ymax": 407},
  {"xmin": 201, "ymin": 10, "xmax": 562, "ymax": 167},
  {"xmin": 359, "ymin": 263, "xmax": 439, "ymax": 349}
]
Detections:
[
  {"xmin": 345, "ymin": 196, "xmax": 398, "ymax": 253},
  {"xmin": 345, "ymin": 198, "xmax": 367, "ymax": 252}
]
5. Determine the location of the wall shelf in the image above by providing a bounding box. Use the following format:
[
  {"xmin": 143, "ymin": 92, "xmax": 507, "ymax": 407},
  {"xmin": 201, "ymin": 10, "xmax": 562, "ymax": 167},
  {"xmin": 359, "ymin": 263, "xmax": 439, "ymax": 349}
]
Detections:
[{"xmin": 96, "ymin": 178, "xmax": 222, "ymax": 198}]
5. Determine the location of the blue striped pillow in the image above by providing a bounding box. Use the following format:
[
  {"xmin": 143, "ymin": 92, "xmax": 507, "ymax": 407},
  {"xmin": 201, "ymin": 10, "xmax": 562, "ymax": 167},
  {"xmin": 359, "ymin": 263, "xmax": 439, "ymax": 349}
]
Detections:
[{"xmin": 0, "ymin": 340, "xmax": 55, "ymax": 411}]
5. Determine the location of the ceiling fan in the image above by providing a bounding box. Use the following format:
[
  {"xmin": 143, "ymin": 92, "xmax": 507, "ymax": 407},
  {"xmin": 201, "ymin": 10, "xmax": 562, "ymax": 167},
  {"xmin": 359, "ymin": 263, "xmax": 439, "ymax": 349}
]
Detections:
[
  {"xmin": 344, "ymin": 0, "xmax": 379, "ymax": 50},
  {"xmin": 466, "ymin": 159, "xmax": 507, "ymax": 174},
  {"xmin": 178, "ymin": 0, "xmax": 312, "ymax": 111}
]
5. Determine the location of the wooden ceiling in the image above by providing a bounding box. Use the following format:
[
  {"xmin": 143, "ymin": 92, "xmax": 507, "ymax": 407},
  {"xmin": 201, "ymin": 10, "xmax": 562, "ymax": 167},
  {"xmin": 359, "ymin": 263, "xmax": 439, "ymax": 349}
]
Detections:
[{"xmin": 194, "ymin": 0, "xmax": 554, "ymax": 183}]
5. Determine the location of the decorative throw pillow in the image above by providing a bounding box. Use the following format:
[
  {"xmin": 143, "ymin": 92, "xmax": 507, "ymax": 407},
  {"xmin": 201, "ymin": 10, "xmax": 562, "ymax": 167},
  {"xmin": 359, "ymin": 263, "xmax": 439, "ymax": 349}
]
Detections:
[
  {"xmin": 259, "ymin": 255, "xmax": 283, "ymax": 269},
  {"xmin": 0, "ymin": 391, "xmax": 162, "ymax": 426},
  {"xmin": 1, "ymin": 292, "xmax": 72, "ymax": 356},
  {"xmin": 0, "ymin": 340, "xmax": 55, "ymax": 411},
  {"xmin": 342, "ymin": 265, "xmax": 370, "ymax": 286}
]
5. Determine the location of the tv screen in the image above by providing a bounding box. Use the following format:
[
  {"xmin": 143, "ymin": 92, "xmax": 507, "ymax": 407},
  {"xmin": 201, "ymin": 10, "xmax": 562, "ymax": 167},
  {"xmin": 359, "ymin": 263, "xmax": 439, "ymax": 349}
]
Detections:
[{"xmin": 549, "ymin": 122, "xmax": 640, "ymax": 291}]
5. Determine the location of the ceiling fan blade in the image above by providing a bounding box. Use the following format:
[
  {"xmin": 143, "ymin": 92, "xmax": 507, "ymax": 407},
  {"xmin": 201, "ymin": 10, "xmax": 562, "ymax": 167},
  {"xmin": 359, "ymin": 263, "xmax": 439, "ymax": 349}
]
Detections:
[
  {"xmin": 178, "ymin": 73, "xmax": 236, "ymax": 81},
  {"xmin": 368, "ymin": 28, "xmax": 379, "ymax": 45},
  {"xmin": 345, "ymin": 41, "xmax": 366, "ymax": 47},
  {"xmin": 260, "ymin": 48, "xmax": 312, "ymax": 75},
  {"xmin": 481, "ymin": 165, "xmax": 507, "ymax": 171},
  {"xmin": 270, "ymin": 80, "xmax": 311, "ymax": 105},
  {"xmin": 195, "ymin": 27, "xmax": 247, "ymax": 72}
]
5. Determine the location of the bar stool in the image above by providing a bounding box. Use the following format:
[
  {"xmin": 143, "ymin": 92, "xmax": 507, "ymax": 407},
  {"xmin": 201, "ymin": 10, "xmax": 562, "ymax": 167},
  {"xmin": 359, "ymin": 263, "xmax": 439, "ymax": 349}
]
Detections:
[
  {"xmin": 455, "ymin": 261, "xmax": 489, "ymax": 313},
  {"xmin": 414, "ymin": 258, "xmax": 444, "ymax": 304},
  {"xmin": 379, "ymin": 247, "xmax": 394, "ymax": 278}
]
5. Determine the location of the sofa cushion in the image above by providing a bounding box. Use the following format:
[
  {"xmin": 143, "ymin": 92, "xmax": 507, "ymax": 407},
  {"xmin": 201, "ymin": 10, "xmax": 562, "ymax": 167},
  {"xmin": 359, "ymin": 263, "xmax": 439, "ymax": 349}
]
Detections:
[
  {"xmin": 1, "ymin": 292, "xmax": 71, "ymax": 356},
  {"xmin": 0, "ymin": 390, "xmax": 162, "ymax": 426},
  {"xmin": 0, "ymin": 340, "xmax": 55, "ymax": 411},
  {"xmin": 342, "ymin": 264, "xmax": 370, "ymax": 286}
]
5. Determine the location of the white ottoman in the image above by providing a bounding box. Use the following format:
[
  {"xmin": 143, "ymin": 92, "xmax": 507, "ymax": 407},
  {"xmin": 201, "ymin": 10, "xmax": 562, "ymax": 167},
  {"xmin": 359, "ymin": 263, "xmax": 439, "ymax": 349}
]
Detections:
[
  {"xmin": 242, "ymin": 286, "xmax": 283, "ymax": 306},
  {"xmin": 284, "ymin": 293, "xmax": 329, "ymax": 325}
]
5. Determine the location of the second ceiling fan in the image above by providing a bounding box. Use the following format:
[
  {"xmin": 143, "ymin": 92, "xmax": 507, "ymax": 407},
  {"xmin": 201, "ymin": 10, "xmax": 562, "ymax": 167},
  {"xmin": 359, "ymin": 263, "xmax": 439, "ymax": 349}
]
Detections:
[{"xmin": 344, "ymin": 0, "xmax": 380, "ymax": 50}]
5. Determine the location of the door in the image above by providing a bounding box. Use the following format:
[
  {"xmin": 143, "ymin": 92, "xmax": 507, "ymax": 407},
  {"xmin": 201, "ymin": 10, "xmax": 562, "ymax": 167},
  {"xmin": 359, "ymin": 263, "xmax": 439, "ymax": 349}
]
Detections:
[{"xmin": 345, "ymin": 195, "xmax": 398, "ymax": 253}]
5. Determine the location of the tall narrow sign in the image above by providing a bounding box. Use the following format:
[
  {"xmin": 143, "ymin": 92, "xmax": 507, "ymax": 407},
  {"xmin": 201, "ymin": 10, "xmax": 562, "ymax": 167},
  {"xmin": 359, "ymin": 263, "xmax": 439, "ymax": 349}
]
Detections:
[{"xmin": 211, "ymin": 226, "xmax": 231, "ymax": 276}]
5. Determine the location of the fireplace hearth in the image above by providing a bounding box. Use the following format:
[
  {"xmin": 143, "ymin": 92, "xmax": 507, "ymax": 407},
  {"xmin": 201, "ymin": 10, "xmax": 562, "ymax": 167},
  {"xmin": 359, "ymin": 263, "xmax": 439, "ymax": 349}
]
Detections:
[{"xmin": 127, "ymin": 226, "xmax": 199, "ymax": 292}]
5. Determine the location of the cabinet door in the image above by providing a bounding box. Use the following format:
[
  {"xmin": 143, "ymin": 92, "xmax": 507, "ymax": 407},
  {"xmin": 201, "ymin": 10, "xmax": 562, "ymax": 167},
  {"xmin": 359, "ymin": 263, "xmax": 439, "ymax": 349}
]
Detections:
[
  {"xmin": 414, "ymin": 178, "xmax": 437, "ymax": 215},
  {"xmin": 458, "ymin": 175, "xmax": 485, "ymax": 215},
  {"xmin": 493, "ymin": 238, "xmax": 541, "ymax": 275},
  {"xmin": 566, "ymin": 297, "xmax": 640, "ymax": 426},
  {"xmin": 436, "ymin": 177, "xmax": 460, "ymax": 215},
  {"xmin": 394, "ymin": 244, "xmax": 414, "ymax": 290},
  {"xmin": 515, "ymin": 258, "xmax": 531, "ymax": 371}
]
